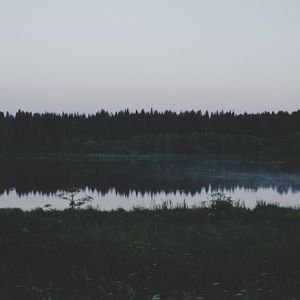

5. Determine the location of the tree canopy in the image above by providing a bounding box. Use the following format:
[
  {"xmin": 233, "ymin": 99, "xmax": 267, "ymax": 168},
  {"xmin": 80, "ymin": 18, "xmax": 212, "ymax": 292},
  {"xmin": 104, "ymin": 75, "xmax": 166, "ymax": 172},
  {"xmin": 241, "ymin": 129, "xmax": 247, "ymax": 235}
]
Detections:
[{"xmin": 0, "ymin": 109, "xmax": 299, "ymax": 154}]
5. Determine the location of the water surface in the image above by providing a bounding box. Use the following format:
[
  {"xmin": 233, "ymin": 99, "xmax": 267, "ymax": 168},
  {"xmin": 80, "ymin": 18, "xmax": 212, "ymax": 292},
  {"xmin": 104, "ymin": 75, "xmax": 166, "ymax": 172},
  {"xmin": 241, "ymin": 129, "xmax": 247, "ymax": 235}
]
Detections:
[{"xmin": 0, "ymin": 156, "xmax": 299, "ymax": 210}]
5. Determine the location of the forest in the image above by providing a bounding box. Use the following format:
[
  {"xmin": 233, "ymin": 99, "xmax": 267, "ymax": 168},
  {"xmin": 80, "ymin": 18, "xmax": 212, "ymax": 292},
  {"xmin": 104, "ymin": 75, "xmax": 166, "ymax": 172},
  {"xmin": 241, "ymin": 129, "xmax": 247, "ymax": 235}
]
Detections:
[{"xmin": 1, "ymin": 109, "xmax": 300, "ymax": 155}]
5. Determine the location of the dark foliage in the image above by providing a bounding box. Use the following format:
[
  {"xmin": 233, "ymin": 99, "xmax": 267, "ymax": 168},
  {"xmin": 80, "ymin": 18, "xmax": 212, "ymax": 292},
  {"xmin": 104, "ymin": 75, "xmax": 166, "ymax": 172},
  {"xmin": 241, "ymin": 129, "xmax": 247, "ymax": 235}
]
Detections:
[
  {"xmin": 1, "ymin": 109, "xmax": 300, "ymax": 154},
  {"xmin": 0, "ymin": 205, "xmax": 300, "ymax": 299}
]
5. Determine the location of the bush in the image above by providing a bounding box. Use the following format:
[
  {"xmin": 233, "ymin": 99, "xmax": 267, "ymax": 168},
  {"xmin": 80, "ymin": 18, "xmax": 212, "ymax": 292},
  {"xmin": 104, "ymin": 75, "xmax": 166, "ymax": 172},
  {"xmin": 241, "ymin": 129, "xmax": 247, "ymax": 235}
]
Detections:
[{"xmin": 208, "ymin": 192, "xmax": 235, "ymax": 219}]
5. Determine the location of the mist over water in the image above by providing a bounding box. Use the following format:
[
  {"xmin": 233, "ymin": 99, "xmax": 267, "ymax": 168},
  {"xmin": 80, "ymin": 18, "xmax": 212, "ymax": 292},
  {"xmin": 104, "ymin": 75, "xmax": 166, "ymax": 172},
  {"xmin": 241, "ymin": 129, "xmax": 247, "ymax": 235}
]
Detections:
[{"xmin": 0, "ymin": 157, "xmax": 300, "ymax": 210}]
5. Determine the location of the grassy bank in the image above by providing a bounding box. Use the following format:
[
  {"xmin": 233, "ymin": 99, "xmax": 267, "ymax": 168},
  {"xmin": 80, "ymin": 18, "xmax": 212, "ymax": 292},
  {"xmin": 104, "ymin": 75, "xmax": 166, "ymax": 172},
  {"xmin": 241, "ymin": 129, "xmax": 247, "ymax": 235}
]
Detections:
[{"xmin": 1, "ymin": 204, "xmax": 300, "ymax": 299}]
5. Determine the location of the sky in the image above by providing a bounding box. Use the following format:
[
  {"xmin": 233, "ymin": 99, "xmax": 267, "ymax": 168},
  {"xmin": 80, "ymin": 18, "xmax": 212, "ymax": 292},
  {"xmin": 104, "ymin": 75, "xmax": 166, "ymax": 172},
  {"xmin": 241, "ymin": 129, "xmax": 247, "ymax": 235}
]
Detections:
[{"xmin": 0, "ymin": 0, "xmax": 300, "ymax": 114}]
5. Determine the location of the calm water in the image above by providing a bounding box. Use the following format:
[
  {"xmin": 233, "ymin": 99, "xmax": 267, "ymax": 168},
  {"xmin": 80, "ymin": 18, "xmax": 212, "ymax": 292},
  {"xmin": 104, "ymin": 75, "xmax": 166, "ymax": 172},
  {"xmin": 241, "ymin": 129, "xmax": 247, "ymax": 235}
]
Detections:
[{"xmin": 0, "ymin": 156, "xmax": 300, "ymax": 210}]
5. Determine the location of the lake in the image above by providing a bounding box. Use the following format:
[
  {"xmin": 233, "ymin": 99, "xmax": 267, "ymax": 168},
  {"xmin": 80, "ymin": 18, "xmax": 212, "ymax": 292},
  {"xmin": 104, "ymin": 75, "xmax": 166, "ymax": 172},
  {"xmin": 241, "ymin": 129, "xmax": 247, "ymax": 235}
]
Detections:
[{"xmin": 0, "ymin": 155, "xmax": 300, "ymax": 210}]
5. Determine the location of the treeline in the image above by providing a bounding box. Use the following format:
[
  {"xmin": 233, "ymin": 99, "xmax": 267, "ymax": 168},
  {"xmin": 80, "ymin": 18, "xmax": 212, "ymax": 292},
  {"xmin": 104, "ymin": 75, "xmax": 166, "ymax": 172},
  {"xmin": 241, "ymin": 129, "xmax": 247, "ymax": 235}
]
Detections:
[{"xmin": 0, "ymin": 109, "xmax": 300, "ymax": 154}]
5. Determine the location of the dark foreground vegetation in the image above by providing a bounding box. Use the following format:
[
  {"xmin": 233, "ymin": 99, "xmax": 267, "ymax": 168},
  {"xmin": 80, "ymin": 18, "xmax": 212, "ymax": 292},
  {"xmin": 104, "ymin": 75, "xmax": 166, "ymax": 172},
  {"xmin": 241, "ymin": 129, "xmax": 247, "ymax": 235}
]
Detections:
[
  {"xmin": 1, "ymin": 201, "xmax": 300, "ymax": 299},
  {"xmin": 1, "ymin": 110, "xmax": 300, "ymax": 155}
]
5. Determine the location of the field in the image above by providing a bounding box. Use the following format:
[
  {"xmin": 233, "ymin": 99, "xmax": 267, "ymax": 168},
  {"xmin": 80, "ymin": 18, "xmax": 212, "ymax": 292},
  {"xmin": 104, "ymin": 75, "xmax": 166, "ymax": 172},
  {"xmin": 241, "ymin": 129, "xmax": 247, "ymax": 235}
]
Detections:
[{"xmin": 1, "ymin": 201, "xmax": 300, "ymax": 299}]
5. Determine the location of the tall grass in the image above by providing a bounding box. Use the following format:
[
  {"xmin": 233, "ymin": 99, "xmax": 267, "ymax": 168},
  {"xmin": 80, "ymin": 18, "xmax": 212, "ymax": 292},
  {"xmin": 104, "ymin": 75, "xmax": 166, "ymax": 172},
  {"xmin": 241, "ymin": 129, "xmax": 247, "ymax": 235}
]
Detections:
[{"xmin": 0, "ymin": 201, "xmax": 300, "ymax": 299}]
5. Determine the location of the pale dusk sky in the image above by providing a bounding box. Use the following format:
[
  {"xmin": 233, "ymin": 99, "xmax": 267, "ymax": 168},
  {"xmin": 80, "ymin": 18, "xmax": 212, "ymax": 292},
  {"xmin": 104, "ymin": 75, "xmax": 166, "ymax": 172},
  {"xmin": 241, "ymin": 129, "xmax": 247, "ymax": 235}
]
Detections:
[{"xmin": 1, "ymin": 0, "xmax": 300, "ymax": 113}]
